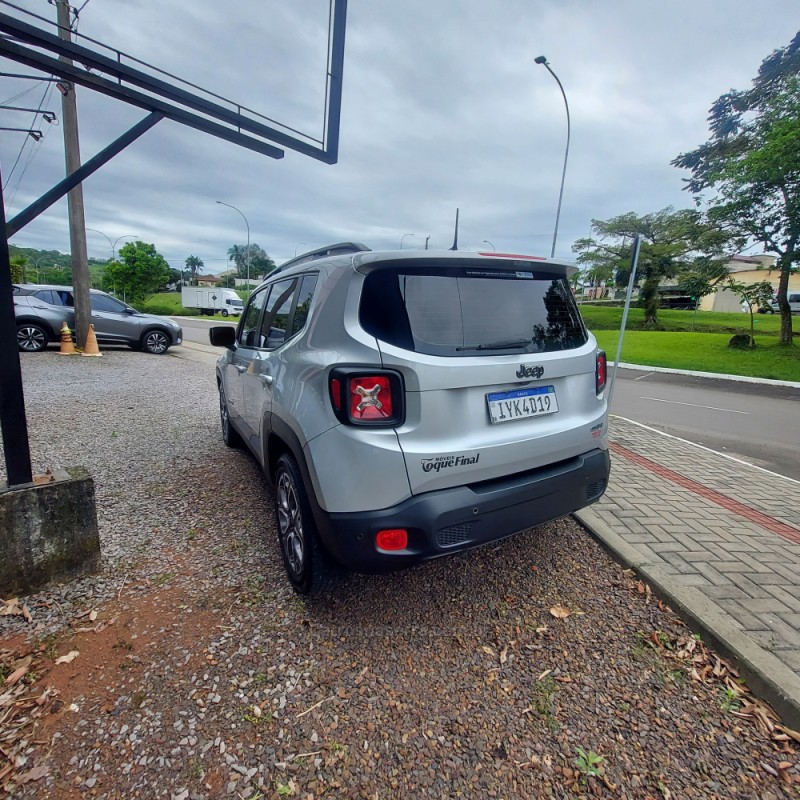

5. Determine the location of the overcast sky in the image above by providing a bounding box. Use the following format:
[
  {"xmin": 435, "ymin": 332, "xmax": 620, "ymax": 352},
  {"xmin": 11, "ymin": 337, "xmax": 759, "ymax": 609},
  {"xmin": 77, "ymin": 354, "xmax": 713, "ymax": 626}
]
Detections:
[{"xmin": 1, "ymin": 1, "xmax": 798, "ymax": 274}]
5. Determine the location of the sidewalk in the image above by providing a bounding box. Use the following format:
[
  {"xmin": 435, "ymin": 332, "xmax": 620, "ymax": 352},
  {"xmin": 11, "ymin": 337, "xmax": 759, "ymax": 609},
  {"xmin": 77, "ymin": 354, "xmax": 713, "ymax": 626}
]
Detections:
[{"xmin": 577, "ymin": 415, "xmax": 800, "ymax": 728}]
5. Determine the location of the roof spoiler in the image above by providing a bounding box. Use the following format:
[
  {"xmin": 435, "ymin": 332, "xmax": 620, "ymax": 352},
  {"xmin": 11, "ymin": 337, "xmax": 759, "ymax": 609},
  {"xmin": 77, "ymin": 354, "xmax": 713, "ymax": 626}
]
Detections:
[{"xmin": 272, "ymin": 242, "xmax": 371, "ymax": 275}]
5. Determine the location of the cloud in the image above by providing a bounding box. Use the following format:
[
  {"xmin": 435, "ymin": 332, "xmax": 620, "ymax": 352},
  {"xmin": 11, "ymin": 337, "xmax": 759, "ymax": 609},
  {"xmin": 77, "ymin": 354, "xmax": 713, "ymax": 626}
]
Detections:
[{"xmin": 2, "ymin": 0, "xmax": 797, "ymax": 268}]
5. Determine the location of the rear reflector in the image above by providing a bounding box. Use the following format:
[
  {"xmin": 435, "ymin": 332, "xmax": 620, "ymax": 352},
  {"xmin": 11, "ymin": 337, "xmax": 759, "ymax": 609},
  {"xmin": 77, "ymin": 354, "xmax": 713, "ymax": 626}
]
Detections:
[
  {"xmin": 376, "ymin": 529, "xmax": 408, "ymax": 551},
  {"xmin": 596, "ymin": 351, "xmax": 607, "ymax": 395}
]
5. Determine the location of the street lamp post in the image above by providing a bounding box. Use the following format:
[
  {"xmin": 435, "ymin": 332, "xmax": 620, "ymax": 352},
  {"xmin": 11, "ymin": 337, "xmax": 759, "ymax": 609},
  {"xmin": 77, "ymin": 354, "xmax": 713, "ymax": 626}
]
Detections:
[
  {"xmin": 86, "ymin": 229, "xmax": 138, "ymax": 261},
  {"xmin": 216, "ymin": 200, "xmax": 250, "ymax": 293},
  {"xmin": 482, "ymin": 240, "xmax": 495, "ymax": 252},
  {"xmin": 535, "ymin": 55, "xmax": 571, "ymax": 259},
  {"xmin": 400, "ymin": 233, "xmax": 415, "ymax": 249}
]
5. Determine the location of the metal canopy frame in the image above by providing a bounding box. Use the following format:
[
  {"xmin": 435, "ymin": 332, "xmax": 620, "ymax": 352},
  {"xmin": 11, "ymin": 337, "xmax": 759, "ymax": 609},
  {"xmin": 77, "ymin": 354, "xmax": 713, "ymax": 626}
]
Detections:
[{"xmin": 0, "ymin": 0, "xmax": 348, "ymax": 487}]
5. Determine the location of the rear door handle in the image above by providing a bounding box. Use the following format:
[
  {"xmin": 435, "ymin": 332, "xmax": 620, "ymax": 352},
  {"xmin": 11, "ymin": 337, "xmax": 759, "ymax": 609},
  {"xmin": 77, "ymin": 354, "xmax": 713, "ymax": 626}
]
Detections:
[
  {"xmin": 259, "ymin": 374, "xmax": 273, "ymax": 386},
  {"xmin": 233, "ymin": 364, "xmax": 247, "ymax": 373}
]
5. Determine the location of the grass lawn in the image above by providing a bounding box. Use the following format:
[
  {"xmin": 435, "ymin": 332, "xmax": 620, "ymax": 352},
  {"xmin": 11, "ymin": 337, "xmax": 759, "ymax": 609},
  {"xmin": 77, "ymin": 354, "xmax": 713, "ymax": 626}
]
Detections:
[
  {"xmin": 140, "ymin": 291, "xmax": 244, "ymax": 322},
  {"xmin": 593, "ymin": 330, "xmax": 800, "ymax": 382},
  {"xmin": 579, "ymin": 304, "xmax": 783, "ymax": 336}
]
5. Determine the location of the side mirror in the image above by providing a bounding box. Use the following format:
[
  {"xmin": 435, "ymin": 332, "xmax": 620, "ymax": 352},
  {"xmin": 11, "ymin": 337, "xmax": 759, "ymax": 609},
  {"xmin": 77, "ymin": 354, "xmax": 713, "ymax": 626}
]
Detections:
[
  {"xmin": 124, "ymin": 307, "xmax": 137, "ymax": 314},
  {"xmin": 210, "ymin": 326, "xmax": 236, "ymax": 348}
]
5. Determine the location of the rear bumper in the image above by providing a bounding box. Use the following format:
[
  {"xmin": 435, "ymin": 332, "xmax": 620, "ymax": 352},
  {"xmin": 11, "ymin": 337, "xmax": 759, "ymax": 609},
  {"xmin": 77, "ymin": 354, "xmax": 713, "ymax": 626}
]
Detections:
[{"xmin": 316, "ymin": 447, "xmax": 610, "ymax": 573}]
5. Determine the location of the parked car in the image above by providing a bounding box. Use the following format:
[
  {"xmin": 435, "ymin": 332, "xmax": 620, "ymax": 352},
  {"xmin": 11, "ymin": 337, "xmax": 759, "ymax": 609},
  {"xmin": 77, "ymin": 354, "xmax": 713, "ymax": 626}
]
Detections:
[
  {"xmin": 758, "ymin": 292, "xmax": 800, "ymax": 314},
  {"xmin": 13, "ymin": 284, "xmax": 183, "ymax": 354},
  {"xmin": 210, "ymin": 243, "xmax": 610, "ymax": 594}
]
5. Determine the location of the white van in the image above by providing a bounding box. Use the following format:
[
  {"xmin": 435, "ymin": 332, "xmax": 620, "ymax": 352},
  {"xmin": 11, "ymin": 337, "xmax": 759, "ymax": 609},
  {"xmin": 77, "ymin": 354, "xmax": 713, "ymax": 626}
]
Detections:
[{"xmin": 766, "ymin": 292, "xmax": 800, "ymax": 314}]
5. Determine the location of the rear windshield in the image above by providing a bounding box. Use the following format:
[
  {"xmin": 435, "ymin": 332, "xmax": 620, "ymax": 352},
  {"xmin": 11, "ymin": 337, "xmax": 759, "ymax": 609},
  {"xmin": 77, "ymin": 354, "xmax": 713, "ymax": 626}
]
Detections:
[{"xmin": 360, "ymin": 265, "xmax": 588, "ymax": 356}]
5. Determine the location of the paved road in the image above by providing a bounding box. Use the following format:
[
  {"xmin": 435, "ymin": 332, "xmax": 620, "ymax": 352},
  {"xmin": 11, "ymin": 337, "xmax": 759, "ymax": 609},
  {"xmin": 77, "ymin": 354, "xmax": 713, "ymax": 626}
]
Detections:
[
  {"xmin": 175, "ymin": 320, "xmax": 800, "ymax": 480},
  {"xmin": 609, "ymin": 368, "xmax": 800, "ymax": 481},
  {"xmin": 176, "ymin": 316, "xmax": 236, "ymax": 346}
]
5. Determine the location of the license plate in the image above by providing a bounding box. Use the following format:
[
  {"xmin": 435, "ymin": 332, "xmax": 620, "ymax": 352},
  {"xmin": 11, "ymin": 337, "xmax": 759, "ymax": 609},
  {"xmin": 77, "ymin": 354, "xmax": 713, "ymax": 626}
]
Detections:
[{"xmin": 486, "ymin": 385, "xmax": 558, "ymax": 424}]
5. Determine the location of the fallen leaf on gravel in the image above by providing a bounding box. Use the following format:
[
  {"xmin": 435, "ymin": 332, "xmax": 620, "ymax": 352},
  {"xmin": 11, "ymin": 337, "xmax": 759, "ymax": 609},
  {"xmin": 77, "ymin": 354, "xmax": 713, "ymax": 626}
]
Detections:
[
  {"xmin": 549, "ymin": 606, "xmax": 571, "ymax": 619},
  {"xmin": 535, "ymin": 625, "xmax": 548, "ymax": 635},
  {"xmin": 17, "ymin": 764, "xmax": 49, "ymax": 784},
  {"xmin": 89, "ymin": 609, "xmax": 98, "ymax": 621},
  {"xmin": 1, "ymin": 598, "xmax": 32, "ymax": 623},
  {"xmin": 499, "ymin": 646, "xmax": 508, "ymax": 664},
  {"xmin": 776, "ymin": 724, "xmax": 800, "ymax": 743},
  {"xmin": 4, "ymin": 656, "xmax": 32, "ymax": 685},
  {"xmin": 55, "ymin": 650, "xmax": 79, "ymax": 665},
  {"xmin": 481, "ymin": 646, "xmax": 496, "ymax": 657},
  {"xmin": 538, "ymin": 669, "xmax": 552, "ymax": 681}
]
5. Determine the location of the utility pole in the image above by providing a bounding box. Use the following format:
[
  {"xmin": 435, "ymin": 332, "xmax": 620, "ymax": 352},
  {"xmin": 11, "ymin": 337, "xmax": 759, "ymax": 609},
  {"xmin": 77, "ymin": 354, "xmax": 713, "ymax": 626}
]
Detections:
[{"xmin": 56, "ymin": 0, "xmax": 90, "ymax": 347}]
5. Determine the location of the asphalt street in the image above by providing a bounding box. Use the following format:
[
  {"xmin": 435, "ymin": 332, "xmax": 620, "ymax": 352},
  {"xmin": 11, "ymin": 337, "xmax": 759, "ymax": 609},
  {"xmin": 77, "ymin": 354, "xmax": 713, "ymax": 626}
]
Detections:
[
  {"xmin": 610, "ymin": 368, "xmax": 800, "ymax": 481},
  {"xmin": 174, "ymin": 318, "xmax": 800, "ymax": 482}
]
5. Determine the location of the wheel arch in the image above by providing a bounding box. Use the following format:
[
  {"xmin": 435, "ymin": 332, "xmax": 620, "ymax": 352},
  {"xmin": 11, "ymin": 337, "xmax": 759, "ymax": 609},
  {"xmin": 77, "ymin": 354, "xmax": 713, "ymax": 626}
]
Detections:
[
  {"xmin": 139, "ymin": 325, "xmax": 175, "ymax": 345},
  {"xmin": 264, "ymin": 416, "xmax": 334, "ymax": 547}
]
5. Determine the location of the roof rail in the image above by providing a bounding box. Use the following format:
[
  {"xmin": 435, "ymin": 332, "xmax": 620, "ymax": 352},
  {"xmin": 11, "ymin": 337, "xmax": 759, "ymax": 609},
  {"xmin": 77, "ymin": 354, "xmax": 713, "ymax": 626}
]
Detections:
[{"xmin": 272, "ymin": 242, "xmax": 371, "ymax": 275}]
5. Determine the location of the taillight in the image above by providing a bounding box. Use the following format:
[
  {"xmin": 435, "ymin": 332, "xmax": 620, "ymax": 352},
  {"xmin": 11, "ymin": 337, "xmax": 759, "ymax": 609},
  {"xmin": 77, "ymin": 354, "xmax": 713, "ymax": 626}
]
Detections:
[
  {"xmin": 596, "ymin": 351, "xmax": 607, "ymax": 395},
  {"xmin": 329, "ymin": 369, "xmax": 404, "ymax": 426},
  {"xmin": 349, "ymin": 375, "xmax": 393, "ymax": 420},
  {"xmin": 329, "ymin": 378, "xmax": 342, "ymax": 411}
]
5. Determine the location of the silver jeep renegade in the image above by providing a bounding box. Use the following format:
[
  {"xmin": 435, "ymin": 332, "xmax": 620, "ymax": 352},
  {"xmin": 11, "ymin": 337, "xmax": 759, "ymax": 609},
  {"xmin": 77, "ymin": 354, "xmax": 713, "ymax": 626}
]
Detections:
[{"xmin": 210, "ymin": 243, "xmax": 610, "ymax": 594}]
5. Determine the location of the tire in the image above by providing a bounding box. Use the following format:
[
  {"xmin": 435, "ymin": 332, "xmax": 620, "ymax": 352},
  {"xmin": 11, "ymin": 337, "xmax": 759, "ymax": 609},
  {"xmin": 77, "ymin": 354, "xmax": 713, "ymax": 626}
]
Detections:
[
  {"xmin": 218, "ymin": 383, "xmax": 243, "ymax": 448},
  {"xmin": 141, "ymin": 329, "xmax": 171, "ymax": 355},
  {"xmin": 17, "ymin": 323, "xmax": 49, "ymax": 352},
  {"xmin": 274, "ymin": 453, "xmax": 339, "ymax": 595},
  {"xmin": 221, "ymin": 309, "xmax": 229, "ymax": 317}
]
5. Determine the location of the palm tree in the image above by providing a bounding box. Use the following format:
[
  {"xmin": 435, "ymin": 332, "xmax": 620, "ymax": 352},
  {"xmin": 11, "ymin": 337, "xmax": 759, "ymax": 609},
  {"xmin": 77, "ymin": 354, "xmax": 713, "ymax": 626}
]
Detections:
[
  {"xmin": 227, "ymin": 244, "xmax": 246, "ymax": 277},
  {"xmin": 185, "ymin": 255, "xmax": 204, "ymax": 286}
]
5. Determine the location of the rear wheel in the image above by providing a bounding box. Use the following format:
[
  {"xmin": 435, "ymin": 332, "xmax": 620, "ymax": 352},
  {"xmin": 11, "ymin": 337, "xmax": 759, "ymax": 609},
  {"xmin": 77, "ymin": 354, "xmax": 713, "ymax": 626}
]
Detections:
[
  {"xmin": 274, "ymin": 453, "xmax": 339, "ymax": 595},
  {"xmin": 218, "ymin": 383, "xmax": 243, "ymax": 448},
  {"xmin": 17, "ymin": 323, "xmax": 49, "ymax": 352},
  {"xmin": 141, "ymin": 329, "xmax": 170, "ymax": 354},
  {"xmin": 221, "ymin": 309, "xmax": 229, "ymax": 317}
]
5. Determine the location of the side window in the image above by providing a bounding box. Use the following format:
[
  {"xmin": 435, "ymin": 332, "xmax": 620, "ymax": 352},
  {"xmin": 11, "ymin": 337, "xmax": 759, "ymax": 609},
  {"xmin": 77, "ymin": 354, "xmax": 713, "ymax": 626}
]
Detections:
[
  {"xmin": 289, "ymin": 274, "xmax": 318, "ymax": 337},
  {"xmin": 258, "ymin": 278, "xmax": 297, "ymax": 350},
  {"xmin": 238, "ymin": 289, "xmax": 268, "ymax": 347},
  {"xmin": 91, "ymin": 294, "xmax": 127, "ymax": 313},
  {"xmin": 34, "ymin": 290, "xmax": 56, "ymax": 304}
]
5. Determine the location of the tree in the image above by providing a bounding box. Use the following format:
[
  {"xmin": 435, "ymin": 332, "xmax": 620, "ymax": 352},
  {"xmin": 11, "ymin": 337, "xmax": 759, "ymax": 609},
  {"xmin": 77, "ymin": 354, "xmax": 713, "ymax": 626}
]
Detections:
[
  {"xmin": 572, "ymin": 207, "xmax": 734, "ymax": 327},
  {"xmin": 9, "ymin": 255, "xmax": 27, "ymax": 283},
  {"xmin": 104, "ymin": 241, "xmax": 171, "ymax": 305},
  {"xmin": 227, "ymin": 243, "xmax": 276, "ymax": 281},
  {"xmin": 726, "ymin": 279, "xmax": 775, "ymax": 347},
  {"xmin": 673, "ymin": 32, "xmax": 800, "ymax": 345},
  {"xmin": 184, "ymin": 254, "xmax": 204, "ymax": 285}
]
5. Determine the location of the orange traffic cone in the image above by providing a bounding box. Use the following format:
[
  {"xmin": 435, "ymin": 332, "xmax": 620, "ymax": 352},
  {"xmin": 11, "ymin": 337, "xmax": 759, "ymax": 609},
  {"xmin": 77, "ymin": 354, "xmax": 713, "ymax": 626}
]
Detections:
[
  {"xmin": 56, "ymin": 321, "xmax": 77, "ymax": 355},
  {"xmin": 81, "ymin": 324, "xmax": 102, "ymax": 357}
]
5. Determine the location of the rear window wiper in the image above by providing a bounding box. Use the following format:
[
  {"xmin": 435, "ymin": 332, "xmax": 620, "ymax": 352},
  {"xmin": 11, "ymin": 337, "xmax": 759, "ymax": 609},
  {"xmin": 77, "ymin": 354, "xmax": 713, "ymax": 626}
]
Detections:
[{"xmin": 456, "ymin": 339, "xmax": 530, "ymax": 352}]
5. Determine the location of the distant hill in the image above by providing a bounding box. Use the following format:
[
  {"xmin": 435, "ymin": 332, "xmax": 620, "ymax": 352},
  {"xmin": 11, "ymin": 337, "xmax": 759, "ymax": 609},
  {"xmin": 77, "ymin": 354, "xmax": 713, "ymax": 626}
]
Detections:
[{"xmin": 9, "ymin": 245, "xmax": 108, "ymax": 287}]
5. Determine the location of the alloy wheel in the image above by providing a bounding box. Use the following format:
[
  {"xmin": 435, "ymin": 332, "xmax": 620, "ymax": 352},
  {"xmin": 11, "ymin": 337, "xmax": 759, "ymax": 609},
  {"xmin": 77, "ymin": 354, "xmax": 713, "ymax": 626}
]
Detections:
[
  {"xmin": 144, "ymin": 331, "xmax": 169, "ymax": 354},
  {"xmin": 17, "ymin": 325, "xmax": 47, "ymax": 352},
  {"xmin": 276, "ymin": 470, "xmax": 304, "ymax": 577}
]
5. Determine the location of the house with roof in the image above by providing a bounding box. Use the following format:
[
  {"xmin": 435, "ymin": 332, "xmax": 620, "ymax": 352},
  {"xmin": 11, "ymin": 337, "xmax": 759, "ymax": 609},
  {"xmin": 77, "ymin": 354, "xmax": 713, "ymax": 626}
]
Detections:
[{"xmin": 698, "ymin": 254, "xmax": 799, "ymax": 312}]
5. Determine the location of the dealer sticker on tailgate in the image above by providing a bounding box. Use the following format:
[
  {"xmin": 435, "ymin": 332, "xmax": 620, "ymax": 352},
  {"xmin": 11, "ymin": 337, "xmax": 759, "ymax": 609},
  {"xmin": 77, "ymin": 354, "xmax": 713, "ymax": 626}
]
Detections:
[{"xmin": 486, "ymin": 385, "xmax": 558, "ymax": 424}]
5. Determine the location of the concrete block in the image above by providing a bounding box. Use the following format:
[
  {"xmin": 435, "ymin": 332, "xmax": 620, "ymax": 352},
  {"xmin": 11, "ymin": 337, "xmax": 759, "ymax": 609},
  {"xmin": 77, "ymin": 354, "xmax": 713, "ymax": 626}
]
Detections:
[{"xmin": 0, "ymin": 467, "xmax": 100, "ymax": 594}]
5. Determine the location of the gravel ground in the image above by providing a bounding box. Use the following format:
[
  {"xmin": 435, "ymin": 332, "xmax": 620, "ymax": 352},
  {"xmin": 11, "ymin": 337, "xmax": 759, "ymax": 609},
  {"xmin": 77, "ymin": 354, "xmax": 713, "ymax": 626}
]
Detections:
[{"xmin": 1, "ymin": 350, "xmax": 798, "ymax": 799}]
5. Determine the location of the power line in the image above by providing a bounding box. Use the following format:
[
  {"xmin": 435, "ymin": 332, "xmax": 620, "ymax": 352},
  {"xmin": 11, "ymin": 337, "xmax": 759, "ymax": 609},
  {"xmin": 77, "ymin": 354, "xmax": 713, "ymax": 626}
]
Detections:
[{"xmin": 3, "ymin": 81, "xmax": 56, "ymax": 203}]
